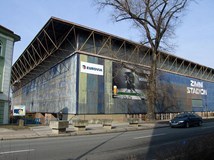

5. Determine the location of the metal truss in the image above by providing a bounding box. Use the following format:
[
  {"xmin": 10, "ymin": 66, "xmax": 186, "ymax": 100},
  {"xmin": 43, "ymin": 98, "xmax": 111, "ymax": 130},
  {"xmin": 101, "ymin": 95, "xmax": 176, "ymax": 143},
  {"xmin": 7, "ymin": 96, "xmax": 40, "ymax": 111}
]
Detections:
[
  {"xmin": 157, "ymin": 52, "xmax": 214, "ymax": 80},
  {"xmin": 75, "ymin": 25, "xmax": 214, "ymax": 82},
  {"xmin": 11, "ymin": 17, "xmax": 77, "ymax": 89},
  {"xmin": 11, "ymin": 17, "xmax": 214, "ymax": 92}
]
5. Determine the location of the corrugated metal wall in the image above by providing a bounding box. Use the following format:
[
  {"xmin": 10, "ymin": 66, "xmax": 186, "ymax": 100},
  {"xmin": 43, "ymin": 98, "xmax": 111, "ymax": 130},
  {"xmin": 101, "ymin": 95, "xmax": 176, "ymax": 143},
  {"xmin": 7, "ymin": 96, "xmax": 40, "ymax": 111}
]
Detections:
[
  {"xmin": 12, "ymin": 55, "xmax": 77, "ymax": 114},
  {"xmin": 77, "ymin": 54, "xmax": 214, "ymax": 114},
  {"xmin": 77, "ymin": 54, "xmax": 147, "ymax": 114},
  {"xmin": 12, "ymin": 53, "xmax": 214, "ymax": 115},
  {"xmin": 157, "ymin": 71, "xmax": 213, "ymax": 112},
  {"xmin": 78, "ymin": 54, "xmax": 105, "ymax": 114}
]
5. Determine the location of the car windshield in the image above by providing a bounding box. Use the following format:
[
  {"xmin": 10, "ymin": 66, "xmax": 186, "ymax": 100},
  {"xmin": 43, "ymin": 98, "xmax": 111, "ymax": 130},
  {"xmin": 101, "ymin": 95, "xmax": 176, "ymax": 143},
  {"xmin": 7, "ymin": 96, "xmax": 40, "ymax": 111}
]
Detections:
[{"xmin": 175, "ymin": 114, "xmax": 188, "ymax": 118}]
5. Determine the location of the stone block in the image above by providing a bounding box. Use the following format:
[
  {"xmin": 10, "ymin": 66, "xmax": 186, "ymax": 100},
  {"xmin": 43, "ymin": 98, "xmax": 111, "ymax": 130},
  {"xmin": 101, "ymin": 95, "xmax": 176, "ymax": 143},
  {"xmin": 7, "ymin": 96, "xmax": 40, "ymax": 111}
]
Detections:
[
  {"xmin": 49, "ymin": 120, "xmax": 69, "ymax": 129},
  {"xmin": 72, "ymin": 120, "xmax": 88, "ymax": 131},
  {"xmin": 49, "ymin": 120, "xmax": 68, "ymax": 134},
  {"xmin": 128, "ymin": 118, "xmax": 139, "ymax": 127}
]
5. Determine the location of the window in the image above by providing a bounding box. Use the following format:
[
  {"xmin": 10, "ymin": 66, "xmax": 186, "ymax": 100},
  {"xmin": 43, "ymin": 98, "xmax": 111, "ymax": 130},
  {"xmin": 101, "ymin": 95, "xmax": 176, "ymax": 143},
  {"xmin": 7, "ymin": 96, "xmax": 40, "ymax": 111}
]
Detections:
[
  {"xmin": 0, "ymin": 41, "xmax": 2, "ymax": 56},
  {"xmin": 192, "ymin": 99, "xmax": 203, "ymax": 108},
  {"xmin": 0, "ymin": 101, "xmax": 4, "ymax": 124},
  {"xmin": 0, "ymin": 40, "xmax": 4, "ymax": 92},
  {"xmin": 0, "ymin": 73, "xmax": 2, "ymax": 92}
]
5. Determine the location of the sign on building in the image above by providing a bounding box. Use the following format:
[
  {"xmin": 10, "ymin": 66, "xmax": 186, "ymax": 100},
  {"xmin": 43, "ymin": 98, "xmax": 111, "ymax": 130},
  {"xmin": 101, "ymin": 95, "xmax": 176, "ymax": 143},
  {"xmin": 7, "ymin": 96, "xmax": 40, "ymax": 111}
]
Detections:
[
  {"xmin": 13, "ymin": 105, "xmax": 26, "ymax": 116},
  {"xmin": 80, "ymin": 61, "xmax": 103, "ymax": 76},
  {"xmin": 112, "ymin": 63, "xmax": 148, "ymax": 100}
]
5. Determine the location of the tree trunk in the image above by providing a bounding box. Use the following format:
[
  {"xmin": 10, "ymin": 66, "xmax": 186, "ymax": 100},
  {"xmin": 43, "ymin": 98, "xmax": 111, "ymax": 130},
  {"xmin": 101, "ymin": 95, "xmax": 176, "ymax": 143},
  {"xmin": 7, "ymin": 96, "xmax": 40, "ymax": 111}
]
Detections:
[{"xmin": 146, "ymin": 50, "xmax": 157, "ymax": 121}]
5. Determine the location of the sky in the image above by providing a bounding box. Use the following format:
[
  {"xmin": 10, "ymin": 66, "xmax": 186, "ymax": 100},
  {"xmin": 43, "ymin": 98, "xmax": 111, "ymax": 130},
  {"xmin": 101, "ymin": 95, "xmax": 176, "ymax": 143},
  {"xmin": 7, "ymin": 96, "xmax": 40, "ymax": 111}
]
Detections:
[{"xmin": 1, "ymin": 0, "xmax": 214, "ymax": 68}]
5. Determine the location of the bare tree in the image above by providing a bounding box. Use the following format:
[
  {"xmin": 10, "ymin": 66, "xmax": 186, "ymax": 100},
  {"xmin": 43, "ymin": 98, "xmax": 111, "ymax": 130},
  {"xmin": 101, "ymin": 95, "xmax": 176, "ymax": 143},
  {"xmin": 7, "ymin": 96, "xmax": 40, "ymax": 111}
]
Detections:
[{"xmin": 95, "ymin": 0, "xmax": 191, "ymax": 121}]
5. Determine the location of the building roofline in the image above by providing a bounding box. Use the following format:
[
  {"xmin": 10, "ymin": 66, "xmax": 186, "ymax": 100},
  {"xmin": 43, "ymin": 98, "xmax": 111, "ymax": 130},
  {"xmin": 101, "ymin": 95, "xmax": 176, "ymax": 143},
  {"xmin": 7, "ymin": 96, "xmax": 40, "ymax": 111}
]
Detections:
[
  {"xmin": 49, "ymin": 17, "xmax": 213, "ymax": 70},
  {"xmin": 14, "ymin": 16, "xmax": 211, "ymax": 70},
  {"xmin": 50, "ymin": 16, "xmax": 144, "ymax": 48},
  {"xmin": 11, "ymin": 16, "xmax": 214, "ymax": 87},
  {"xmin": 0, "ymin": 25, "xmax": 20, "ymax": 42}
]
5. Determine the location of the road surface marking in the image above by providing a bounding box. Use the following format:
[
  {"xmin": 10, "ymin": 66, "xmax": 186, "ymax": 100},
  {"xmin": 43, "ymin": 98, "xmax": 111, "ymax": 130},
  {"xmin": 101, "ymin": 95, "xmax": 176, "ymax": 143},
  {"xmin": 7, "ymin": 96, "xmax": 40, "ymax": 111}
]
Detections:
[
  {"xmin": 0, "ymin": 149, "xmax": 35, "ymax": 155},
  {"xmin": 133, "ymin": 133, "xmax": 166, "ymax": 140},
  {"xmin": 201, "ymin": 126, "xmax": 214, "ymax": 129}
]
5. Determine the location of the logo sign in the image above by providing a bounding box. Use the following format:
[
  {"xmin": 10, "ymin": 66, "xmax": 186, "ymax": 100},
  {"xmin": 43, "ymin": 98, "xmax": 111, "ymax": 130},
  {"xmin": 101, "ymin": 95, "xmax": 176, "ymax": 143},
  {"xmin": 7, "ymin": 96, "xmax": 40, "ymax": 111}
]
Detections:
[
  {"xmin": 13, "ymin": 105, "xmax": 26, "ymax": 116},
  {"xmin": 187, "ymin": 80, "xmax": 207, "ymax": 95},
  {"xmin": 80, "ymin": 61, "xmax": 103, "ymax": 76}
]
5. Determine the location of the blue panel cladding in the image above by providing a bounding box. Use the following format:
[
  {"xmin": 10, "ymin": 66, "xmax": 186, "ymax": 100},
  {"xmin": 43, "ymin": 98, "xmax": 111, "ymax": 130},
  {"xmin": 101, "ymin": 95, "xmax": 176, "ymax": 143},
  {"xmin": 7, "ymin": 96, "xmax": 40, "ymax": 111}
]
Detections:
[
  {"xmin": 76, "ymin": 54, "xmax": 80, "ymax": 114},
  {"xmin": 204, "ymin": 82, "xmax": 214, "ymax": 111},
  {"xmin": 158, "ymin": 71, "xmax": 213, "ymax": 112},
  {"xmin": 87, "ymin": 56, "xmax": 98, "ymax": 113},
  {"xmin": 97, "ymin": 58, "xmax": 105, "ymax": 113},
  {"xmin": 87, "ymin": 56, "xmax": 105, "ymax": 114}
]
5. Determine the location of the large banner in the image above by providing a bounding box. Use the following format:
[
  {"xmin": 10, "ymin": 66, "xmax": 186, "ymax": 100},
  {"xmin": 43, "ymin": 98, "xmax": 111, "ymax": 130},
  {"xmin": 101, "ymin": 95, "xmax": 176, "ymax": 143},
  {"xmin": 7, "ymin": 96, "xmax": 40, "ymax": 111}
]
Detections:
[
  {"xmin": 112, "ymin": 63, "xmax": 149, "ymax": 100},
  {"xmin": 13, "ymin": 105, "xmax": 26, "ymax": 116}
]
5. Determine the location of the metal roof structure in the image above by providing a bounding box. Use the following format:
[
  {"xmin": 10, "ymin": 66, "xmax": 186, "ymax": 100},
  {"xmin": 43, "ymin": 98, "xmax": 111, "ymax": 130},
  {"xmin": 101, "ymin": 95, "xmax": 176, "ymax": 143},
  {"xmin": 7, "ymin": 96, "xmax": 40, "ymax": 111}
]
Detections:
[{"xmin": 11, "ymin": 17, "xmax": 214, "ymax": 91}]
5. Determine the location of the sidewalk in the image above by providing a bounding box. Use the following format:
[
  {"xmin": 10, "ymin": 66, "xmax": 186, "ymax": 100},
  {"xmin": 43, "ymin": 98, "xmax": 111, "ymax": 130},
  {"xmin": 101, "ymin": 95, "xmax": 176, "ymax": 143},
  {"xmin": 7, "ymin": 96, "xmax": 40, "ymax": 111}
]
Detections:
[{"xmin": 0, "ymin": 121, "xmax": 169, "ymax": 140}]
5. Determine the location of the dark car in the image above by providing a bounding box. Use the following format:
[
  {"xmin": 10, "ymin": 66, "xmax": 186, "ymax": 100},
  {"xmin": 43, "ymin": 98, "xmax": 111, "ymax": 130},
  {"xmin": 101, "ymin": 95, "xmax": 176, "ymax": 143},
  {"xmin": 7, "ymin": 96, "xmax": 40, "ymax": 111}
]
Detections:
[{"xmin": 169, "ymin": 113, "xmax": 203, "ymax": 128}]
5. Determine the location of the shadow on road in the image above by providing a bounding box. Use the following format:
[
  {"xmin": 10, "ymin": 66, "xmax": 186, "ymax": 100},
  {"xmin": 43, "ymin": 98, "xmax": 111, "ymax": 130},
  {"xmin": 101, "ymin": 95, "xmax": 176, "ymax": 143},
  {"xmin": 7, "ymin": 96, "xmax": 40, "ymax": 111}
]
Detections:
[
  {"xmin": 144, "ymin": 121, "xmax": 214, "ymax": 160},
  {"xmin": 74, "ymin": 132, "xmax": 125, "ymax": 160}
]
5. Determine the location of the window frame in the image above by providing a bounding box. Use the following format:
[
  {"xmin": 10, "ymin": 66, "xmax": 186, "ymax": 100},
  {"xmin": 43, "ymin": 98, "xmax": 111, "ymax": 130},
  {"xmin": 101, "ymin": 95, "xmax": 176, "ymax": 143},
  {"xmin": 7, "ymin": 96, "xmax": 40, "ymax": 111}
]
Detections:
[
  {"xmin": 0, "ymin": 40, "xmax": 2, "ymax": 57},
  {"xmin": 0, "ymin": 39, "xmax": 5, "ymax": 92}
]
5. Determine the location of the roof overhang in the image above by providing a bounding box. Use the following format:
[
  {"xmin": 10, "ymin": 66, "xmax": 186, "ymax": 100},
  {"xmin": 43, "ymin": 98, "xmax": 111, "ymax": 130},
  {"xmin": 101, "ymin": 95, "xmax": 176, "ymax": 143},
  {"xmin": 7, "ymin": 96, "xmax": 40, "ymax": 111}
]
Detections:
[{"xmin": 0, "ymin": 25, "xmax": 20, "ymax": 42}]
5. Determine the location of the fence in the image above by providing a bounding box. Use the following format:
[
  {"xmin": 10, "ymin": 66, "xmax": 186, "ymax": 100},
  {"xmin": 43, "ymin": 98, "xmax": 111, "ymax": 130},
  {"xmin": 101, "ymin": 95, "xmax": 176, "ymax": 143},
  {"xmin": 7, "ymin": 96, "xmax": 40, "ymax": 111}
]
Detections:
[{"xmin": 155, "ymin": 111, "xmax": 214, "ymax": 120}]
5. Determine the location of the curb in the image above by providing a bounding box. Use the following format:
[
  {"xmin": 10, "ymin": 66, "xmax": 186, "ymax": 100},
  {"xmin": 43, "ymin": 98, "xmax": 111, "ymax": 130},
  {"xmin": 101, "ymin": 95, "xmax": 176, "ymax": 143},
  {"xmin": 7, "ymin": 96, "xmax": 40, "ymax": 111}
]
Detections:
[
  {"xmin": 3, "ymin": 118, "xmax": 214, "ymax": 141},
  {"xmin": 0, "ymin": 123, "xmax": 169, "ymax": 141}
]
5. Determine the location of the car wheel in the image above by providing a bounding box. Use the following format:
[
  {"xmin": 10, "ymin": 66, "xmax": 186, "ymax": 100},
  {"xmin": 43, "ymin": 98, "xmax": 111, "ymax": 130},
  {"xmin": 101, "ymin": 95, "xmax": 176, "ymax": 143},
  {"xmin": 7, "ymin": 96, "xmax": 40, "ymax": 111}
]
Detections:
[
  {"xmin": 185, "ymin": 122, "xmax": 190, "ymax": 128},
  {"xmin": 198, "ymin": 121, "xmax": 202, "ymax": 126}
]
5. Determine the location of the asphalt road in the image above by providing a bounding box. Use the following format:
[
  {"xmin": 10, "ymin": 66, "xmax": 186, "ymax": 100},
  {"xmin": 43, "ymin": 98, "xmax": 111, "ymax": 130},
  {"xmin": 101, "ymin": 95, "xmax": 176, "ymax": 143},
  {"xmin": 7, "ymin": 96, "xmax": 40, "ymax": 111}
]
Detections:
[{"xmin": 1, "ymin": 122, "xmax": 214, "ymax": 160}]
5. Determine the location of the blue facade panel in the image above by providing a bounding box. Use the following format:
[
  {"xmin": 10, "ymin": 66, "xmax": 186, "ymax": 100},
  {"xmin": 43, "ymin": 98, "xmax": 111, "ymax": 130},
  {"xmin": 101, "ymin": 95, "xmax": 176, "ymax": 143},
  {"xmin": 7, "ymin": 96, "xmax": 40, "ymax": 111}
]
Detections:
[
  {"xmin": 77, "ymin": 54, "xmax": 214, "ymax": 114},
  {"xmin": 158, "ymin": 71, "xmax": 213, "ymax": 113}
]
